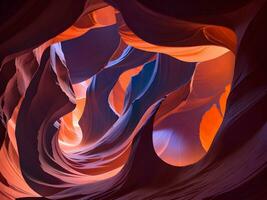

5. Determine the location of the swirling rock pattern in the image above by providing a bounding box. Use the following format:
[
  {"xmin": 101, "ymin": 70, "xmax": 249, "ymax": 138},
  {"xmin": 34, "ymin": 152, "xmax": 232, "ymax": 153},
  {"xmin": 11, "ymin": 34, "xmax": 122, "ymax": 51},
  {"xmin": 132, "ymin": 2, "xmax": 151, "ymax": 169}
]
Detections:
[{"xmin": 0, "ymin": 0, "xmax": 267, "ymax": 199}]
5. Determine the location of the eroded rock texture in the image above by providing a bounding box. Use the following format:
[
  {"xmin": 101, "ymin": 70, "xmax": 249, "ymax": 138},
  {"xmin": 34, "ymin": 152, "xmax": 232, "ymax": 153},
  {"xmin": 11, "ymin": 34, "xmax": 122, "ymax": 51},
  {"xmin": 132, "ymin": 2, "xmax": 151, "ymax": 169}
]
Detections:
[{"xmin": 0, "ymin": 0, "xmax": 266, "ymax": 199}]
